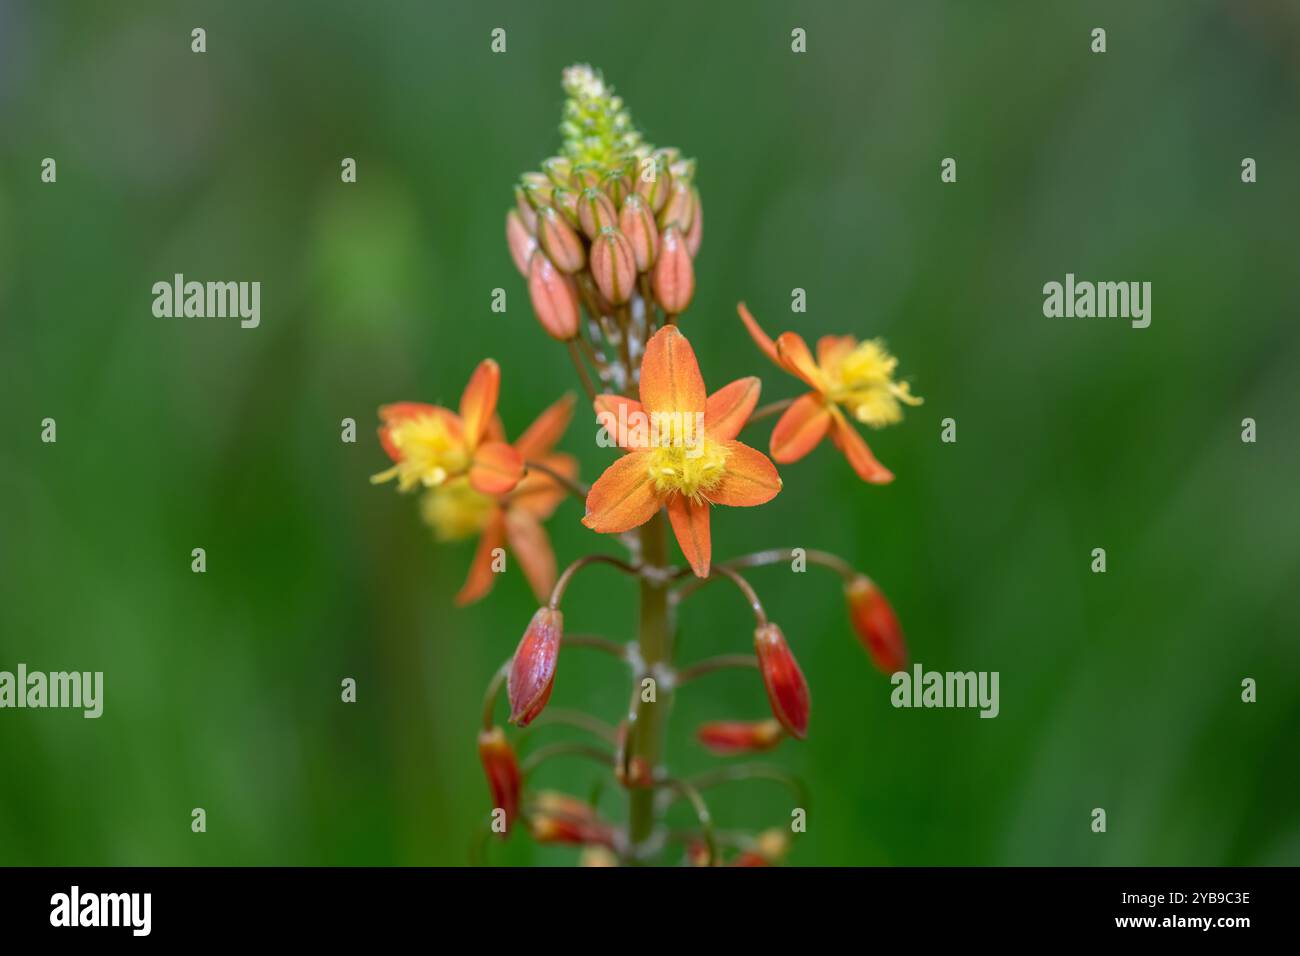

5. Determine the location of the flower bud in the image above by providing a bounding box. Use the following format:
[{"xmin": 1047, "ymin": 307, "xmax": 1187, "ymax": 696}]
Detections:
[
  {"xmin": 528, "ymin": 792, "xmax": 616, "ymax": 848},
  {"xmin": 619, "ymin": 193, "xmax": 660, "ymax": 272},
  {"xmin": 685, "ymin": 188, "xmax": 703, "ymax": 257},
  {"xmin": 520, "ymin": 179, "xmax": 553, "ymax": 211},
  {"xmin": 570, "ymin": 163, "xmax": 602, "ymax": 190},
  {"xmin": 652, "ymin": 225, "xmax": 695, "ymax": 314},
  {"xmin": 590, "ymin": 227, "xmax": 636, "ymax": 305},
  {"xmin": 635, "ymin": 156, "xmax": 672, "ymax": 213},
  {"xmin": 536, "ymin": 205, "xmax": 585, "ymax": 274},
  {"xmin": 477, "ymin": 726, "xmax": 521, "ymax": 838},
  {"xmin": 508, "ymin": 607, "xmax": 563, "ymax": 726},
  {"xmin": 602, "ymin": 172, "xmax": 632, "ymax": 208},
  {"xmin": 541, "ymin": 156, "xmax": 573, "ymax": 187},
  {"xmin": 658, "ymin": 179, "xmax": 695, "ymax": 233},
  {"xmin": 526, "ymin": 252, "xmax": 580, "ymax": 341},
  {"xmin": 514, "ymin": 185, "xmax": 537, "ymax": 233},
  {"xmin": 845, "ymin": 575, "xmax": 908, "ymax": 674},
  {"xmin": 753, "ymin": 623, "xmax": 810, "ymax": 739},
  {"xmin": 551, "ymin": 186, "xmax": 581, "ymax": 228},
  {"xmin": 577, "ymin": 187, "xmax": 618, "ymax": 239},
  {"xmin": 505, "ymin": 210, "xmax": 537, "ymax": 277},
  {"xmin": 696, "ymin": 718, "xmax": 784, "ymax": 756}
]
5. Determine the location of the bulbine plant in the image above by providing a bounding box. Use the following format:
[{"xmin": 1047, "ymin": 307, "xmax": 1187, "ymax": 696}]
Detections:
[{"xmin": 372, "ymin": 65, "xmax": 922, "ymax": 865}]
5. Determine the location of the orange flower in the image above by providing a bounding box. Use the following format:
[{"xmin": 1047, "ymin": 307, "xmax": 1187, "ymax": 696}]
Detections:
[
  {"xmin": 737, "ymin": 303, "xmax": 922, "ymax": 484},
  {"xmin": 372, "ymin": 358, "xmax": 525, "ymax": 495},
  {"xmin": 583, "ymin": 326, "xmax": 782, "ymax": 577},
  {"xmin": 418, "ymin": 394, "xmax": 579, "ymax": 606}
]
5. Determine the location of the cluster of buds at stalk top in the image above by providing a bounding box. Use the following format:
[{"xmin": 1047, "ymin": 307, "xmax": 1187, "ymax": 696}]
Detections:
[
  {"xmin": 507, "ymin": 64, "xmax": 702, "ymax": 347},
  {"xmin": 374, "ymin": 65, "xmax": 922, "ymax": 865}
]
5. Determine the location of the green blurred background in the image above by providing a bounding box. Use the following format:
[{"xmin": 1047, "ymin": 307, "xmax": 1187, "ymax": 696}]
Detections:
[{"xmin": 2, "ymin": 0, "xmax": 1297, "ymax": 866}]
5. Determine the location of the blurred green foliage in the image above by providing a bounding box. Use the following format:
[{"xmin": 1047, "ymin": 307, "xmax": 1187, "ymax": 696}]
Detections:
[{"xmin": 1, "ymin": 0, "xmax": 1297, "ymax": 865}]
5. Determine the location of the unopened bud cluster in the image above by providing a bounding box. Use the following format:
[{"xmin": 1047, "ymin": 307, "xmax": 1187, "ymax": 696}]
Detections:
[{"xmin": 506, "ymin": 65, "xmax": 702, "ymax": 366}]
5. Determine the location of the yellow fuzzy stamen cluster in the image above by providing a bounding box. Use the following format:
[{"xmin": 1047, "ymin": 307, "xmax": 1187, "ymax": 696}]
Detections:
[
  {"xmin": 824, "ymin": 339, "xmax": 923, "ymax": 429},
  {"xmin": 647, "ymin": 439, "xmax": 730, "ymax": 502},
  {"xmin": 371, "ymin": 414, "xmax": 470, "ymax": 492},
  {"xmin": 420, "ymin": 478, "xmax": 495, "ymax": 541}
]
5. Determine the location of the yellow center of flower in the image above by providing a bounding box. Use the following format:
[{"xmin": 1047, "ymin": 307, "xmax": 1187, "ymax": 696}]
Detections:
[
  {"xmin": 420, "ymin": 477, "xmax": 496, "ymax": 541},
  {"xmin": 647, "ymin": 438, "xmax": 729, "ymax": 503},
  {"xmin": 823, "ymin": 339, "xmax": 923, "ymax": 429},
  {"xmin": 375, "ymin": 413, "xmax": 471, "ymax": 492}
]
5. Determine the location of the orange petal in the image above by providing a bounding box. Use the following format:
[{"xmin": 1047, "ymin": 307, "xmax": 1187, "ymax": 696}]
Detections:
[
  {"xmin": 513, "ymin": 452, "xmax": 577, "ymax": 520},
  {"xmin": 469, "ymin": 440, "xmax": 524, "ymax": 495},
  {"xmin": 515, "ymin": 393, "xmax": 575, "ymax": 460},
  {"xmin": 769, "ymin": 393, "xmax": 832, "ymax": 463},
  {"xmin": 704, "ymin": 376, "xmax": 761, "ymax": 442},
  {"xmin": 708, "ymin": 441, "xmax": 783, "ymax": 507},
  {"xmin": 666, "ymin": 494, "xmax": 711, "ymax": 578},
  {"xmin": 582, "ymin": 452, "xmax": 661, "ymax": 534},
  {"xmin": 639, "ymin": 326, "xmax": 705, "ymax": 415},
  {"xmin": 504, "ymin": 508, "xmax": 557, "ymax": 604},
  {"xmin": 829, "ymin": 411, "xmax": 894, "ymax": 484},
  {"xmin": 816, "ymin": 334, "xmax": 856, "ymax": 369},
  {"xmin": 737, "ymin": 302, "xmax": 781, "ymax": 368},
  {"xmin": 459, "ymin": 359, "xmax": 501, "ymax": 448},
  {"xmin": 455, "ymin": 511, "xmax": 506, "ymax": 606},
  {"xmin": 593, "ymin": 394, "xmax": 649, "ymax": 451},
  {"xmin": 774, "ymin": 332, "xmax": 825, "ymax": 391}
]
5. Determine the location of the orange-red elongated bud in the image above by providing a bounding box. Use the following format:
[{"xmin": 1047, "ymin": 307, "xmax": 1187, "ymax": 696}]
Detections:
[
  {"xmin": 536, "ymin": 205, "xmax": 585, "ymax": 274},
  {"xmin": 590, "ymin": 227, "xmax": 636, "ymax": 305},
  {"xmin": 619, "ymin": 193, "xmax": 660, "ymax": 272},
  {"xmin": 658, "ymin": 178, "xmax": 694, "ymax": 233},
  {"xmin": 477, "ymin": 727, "xmax": 521, "ymax": 838},
  {"xmin": 507, "ymin": 607, "xmax": 563, "ymax": 726},
  {"xmin": 526, "ymin": 250, "xmax": 580, "ymax": 340},
  {"xmin": 577, "ymin": 187, "xmax": 618, "ymax": 239},
  {"xmin": 753, "ymin": 623, "xmax": 810, "ymax": 739},
  {"xmin": 845, "ymin": 575, "xmax": 908, "ymax": 674},
  {"xmin": 506, "ymin": 210, "xmax": 537, "ymax": 277},
  {"xmin": 653, "ymin": 225, "xmax": 695, "ymax": 314},
  {"xmin": 696, "ymin": 718, "xmax": 784, "ymax": 756},
  {"xmin": 528, "ymin": 792, "xmax": 616, "ymax": 848}
]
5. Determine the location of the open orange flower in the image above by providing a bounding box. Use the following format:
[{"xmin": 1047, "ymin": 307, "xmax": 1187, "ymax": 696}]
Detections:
[
  {"xmin": 420, "ymin": 394, "xmax": 578, "ymax": 606},
  {"xmin": 371, "ymin": 358, "xmax": 525, "ymax": 495},
  {"xmin": 737, "ymin": 303, "xmax": 922, "ymax": 484},
  {"xmin": 583, "ymin": 326, "xmax": 782, "ymax": 577}
]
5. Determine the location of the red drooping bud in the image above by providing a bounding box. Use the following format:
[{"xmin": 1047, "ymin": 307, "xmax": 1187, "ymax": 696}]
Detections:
[
  {"xmin": 528, "ymin": 791, "xmax": 616, "ymax": 848},
  {"xmin": 477, "ymin": 726, "xmax": 521, "ymax": 838},
  {"xmin": 753, "ymin": 623, "xmax": 810, "ymax": 739},
  {"xmin": 507, "ymin": 607, "xmax": 563, "ymax": 726},
  {"xmin": 619, "ymin": 193, "xmax": 660, "ymax": 273},
  {"xmin": 526, "ymin": 251, "xmax": 580, "ymax": 340},
  {"xmin": 685, "ymin": 187, "xmax": 703, "ymax": 257},
  {"xmin": 577, "ymin": 187, "xmax": 618, "ymax": 239},
  {"xmin": 536, "ymin": 205, "xmax": 585, "ymax": 274},
  {"xmin": 696, "ymin": 718, "xmax": 784, "ymax": 756},
  {"xmin": 590, "ymin": 227, "xmax": 636, "ymax": 305},
  {"xmin": 653, "ymin": 225, "xmax": 695, "ymax": 314},
  {"xmin": 505, "ymin": 209, "xmax": 537, "ymax": 277},
  {"xmin": 845, "ymin": 575, "xmax": 908, "ymax": 674}
]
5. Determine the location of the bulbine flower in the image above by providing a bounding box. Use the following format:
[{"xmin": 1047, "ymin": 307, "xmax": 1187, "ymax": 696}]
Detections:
[
  {"xmin": 583, "ymin": 326, "xmax": 782, "ymax": 577},
  {"xmin": 477, "ymin": 727, "xmax": 521, "ymax": 838},
  {"xmin": 507, "ymin": 607, "xmax": 563, "ymax": 727},
  {"xmin": 754, "ymin": 623, "xmax": 810, "ymax": 738},
  {"xmin": 737, "ymin": 303, "xmax": 922, "ymax": 484},
  {"xmin": 371, "ymin": 358, "xmax": 524, "ymax": 495},
  {"xmin": 845, "ymin": 575, "xmax": 908, "ymax": 674},
  {"xmin": 420, "ymin": 394, "xmax": 578, "ymax": 606},
  {"xmin": 696, "ymin": 719, "xmax": 784, "ymax": 756}
]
